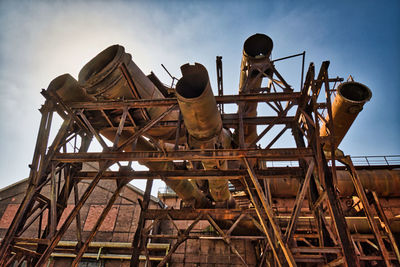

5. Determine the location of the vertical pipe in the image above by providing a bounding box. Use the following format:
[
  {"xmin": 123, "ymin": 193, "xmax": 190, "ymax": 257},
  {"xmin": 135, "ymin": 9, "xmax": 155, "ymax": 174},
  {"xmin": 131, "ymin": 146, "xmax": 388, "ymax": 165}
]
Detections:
[{"xmin": 238, "ymin": 34, "xmax": 274, "ymax": 145}]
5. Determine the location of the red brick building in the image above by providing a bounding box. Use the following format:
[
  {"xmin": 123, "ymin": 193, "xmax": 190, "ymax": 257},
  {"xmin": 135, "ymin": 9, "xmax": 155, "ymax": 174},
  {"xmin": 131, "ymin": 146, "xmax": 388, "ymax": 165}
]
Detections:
[{"xmin": 0, "ymin": 170, "xmax": 258, "ymax": 266}]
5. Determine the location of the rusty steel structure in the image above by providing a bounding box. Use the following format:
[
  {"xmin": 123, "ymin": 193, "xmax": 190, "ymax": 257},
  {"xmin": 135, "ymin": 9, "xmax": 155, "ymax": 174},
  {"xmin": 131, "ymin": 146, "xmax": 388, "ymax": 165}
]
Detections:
[{"xmin": 0, "ymin": 33, "xmax": 399, "ymax": 266}]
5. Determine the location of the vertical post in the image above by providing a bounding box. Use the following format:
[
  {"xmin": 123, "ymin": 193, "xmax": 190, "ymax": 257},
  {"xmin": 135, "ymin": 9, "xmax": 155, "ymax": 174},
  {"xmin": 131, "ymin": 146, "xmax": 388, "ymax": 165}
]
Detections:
[
  {"xmin": 174, "ymin": 112, "xmax": 182, "ymax": 151},
  {"xmin": 343, "ymin": 157, "xmax": 391, "ymax": 266},
  {"xmin": 73, "ymin": 182, "xmax": 83, "ymax": 249},
  {"xmin": 238, "ymin": 103, "xmax": 245, "ymax": 149},
  {"xmin": 371, "ymin": 191, "xmax": 400, "ymax": 263},
  {"xmin": 244, "ymin": 157, "xmax": 297, "ymax": 267},
  {"xmin": 216, "ymin": 56, "xmax": 224, "ymax": 113},
  {"xmin": 300, "ymin": 51, "xmax": 305, "ymax": 90},
  {"xmin": 35, "ymin": 162, "xmax": 112, "ymax": 266},
  {"xmin": 284, "ymin": 160, "xmax": 315, "ymax": 242},
  {"xmin": 49, "ymin": 163, "xmax": 57, "ymax": 238},
  {"xmin": 323, "ymin": 69, "xmax": 338, "ymax": 186},
  {"xmin": 321, "ymin": 152, "xmax": 360, "ymax": 267},
  {"xmin": 131, "ymin": 178, "xmax": 154, "ymax": 267},
  {"xmin": 242, "ymin": 175, "xmax": 281, "ymax": 267},
  {"xmin": 0, "ymin": 102, "xmax": 53, "ymax": 264}
]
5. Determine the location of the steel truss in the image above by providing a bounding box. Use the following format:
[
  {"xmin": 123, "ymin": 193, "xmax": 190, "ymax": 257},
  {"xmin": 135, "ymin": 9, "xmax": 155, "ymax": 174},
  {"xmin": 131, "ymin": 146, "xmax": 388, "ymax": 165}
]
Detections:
[{"xmin": 0, "ymin": 56, "xmax": 398, "ymax": 267}]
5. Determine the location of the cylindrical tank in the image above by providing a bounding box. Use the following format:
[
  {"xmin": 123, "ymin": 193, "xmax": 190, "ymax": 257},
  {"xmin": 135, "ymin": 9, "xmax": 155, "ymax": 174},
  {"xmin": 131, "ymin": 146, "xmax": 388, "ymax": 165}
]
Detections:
[
  {"xmin": 320, "ymin": 81, "xmax": 372, "ymax": 150},
  {"xmin": 277, "ymin": 215, "xmax": 400, "ymax": 234},
  {"xmin": 268, "ymin": 169, "xmax": 400, "ymax": 198},
  {"xmin": 238, "ymin": 34, "xmax": 274, "ymax": 145},
  {"xmin": 176, "ymin": 63, "xmax": 233, "ymax": 205},
  {"xmin": 78, "ymin": 45, "xmax": 178, "ymax": 140}
]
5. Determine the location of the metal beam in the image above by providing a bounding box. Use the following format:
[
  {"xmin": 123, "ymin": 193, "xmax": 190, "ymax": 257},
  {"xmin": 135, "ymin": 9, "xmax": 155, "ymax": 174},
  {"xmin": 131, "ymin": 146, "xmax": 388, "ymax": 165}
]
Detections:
[
  {"xmin": 131, "ymin": 179, "xmax": 153, "ymax": 266},
  {"xmin": 72, "ymin": 180, "xmax": 129, "ymax": 266},
  {"xmin": 68, "ymin": 92, "xmax": 301, "ymax": 110},
  {"xmin": 35, "ymin": 163, "xmax": 113, "ymax": 266},
  {"xmin": 284, "ymin": 160, "xmax": 315, "ymax": 242},
  {"xmin": 74, "ymin": 168, "xmax": 303, "ymax": 180},
  {"xmin": 54, "ymin": 148, "xmax": 313, "ymax": 163},
  {"xmin": 244, "ymin": 157, "xmax": 297, "ymax": 266},
  {"xmin": 143, "ymin": 209, "xmax": 253, "ymax": 221}
]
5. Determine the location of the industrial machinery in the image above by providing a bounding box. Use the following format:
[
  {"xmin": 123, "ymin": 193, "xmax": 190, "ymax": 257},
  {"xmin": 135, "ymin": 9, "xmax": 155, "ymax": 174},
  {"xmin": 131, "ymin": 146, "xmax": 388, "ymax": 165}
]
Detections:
[{"xmin": 0, "ymin": 33, "xmax": 399, "ymax": 266}]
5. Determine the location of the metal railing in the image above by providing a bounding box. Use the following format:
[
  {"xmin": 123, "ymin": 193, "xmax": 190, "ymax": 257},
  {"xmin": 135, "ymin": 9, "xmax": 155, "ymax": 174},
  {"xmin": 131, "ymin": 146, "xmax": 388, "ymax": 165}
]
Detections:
[
  {"xmin": 265, "ymin": 155, "xmax": 400, "ymax": 168},
  {"xmin": 349, "ymin": 155, "xmax": 400, "ymax": 166}
]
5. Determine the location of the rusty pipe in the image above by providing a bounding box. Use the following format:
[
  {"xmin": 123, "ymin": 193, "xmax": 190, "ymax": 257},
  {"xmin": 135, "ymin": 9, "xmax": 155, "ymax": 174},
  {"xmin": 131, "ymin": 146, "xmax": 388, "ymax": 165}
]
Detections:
[
  {"xmin": 47, "ymin": 74, "xmax": 96, "ymax": 103},
  {"xmin": 176, "ymin": 63, "xmax": 222, "ymax": 141},
  {"xmin": 276, "ymin": 215, "xmax": 400, "ymax": 234},
  {"xmin": 78, "ymin": 45, "xmax": 178, "ymax": 140},
  {"xmin": 46, "ymin": 74, "xmax": 109, "ymax": 128},
  {"xmin": 46, "ymin": 68, "xmax": 209, "ymax": 207},
  {"xmin": 239, "ymin": 33, "xmax": 273, "ymax": 93},
  {"xmin": 320, "ymin": 81, "xmax": 372, "ymax": 150},
  {"xmin": 47, "ymin": 48, "xmax": 209, "ymax": 208},
  {"xmin": 268, "ymin": 169, "xmax": 400, "ymax": 198},
  {"xmin": 99, "ymin": 128, "xmax": 210, "ymax": 208},
  {"xmin": 176, "ymin": 63, "xmax": 233, "ymax": 205},
  {"xmin": 238, "ymin": 34, "xmax": 274, "ymax": 145}
]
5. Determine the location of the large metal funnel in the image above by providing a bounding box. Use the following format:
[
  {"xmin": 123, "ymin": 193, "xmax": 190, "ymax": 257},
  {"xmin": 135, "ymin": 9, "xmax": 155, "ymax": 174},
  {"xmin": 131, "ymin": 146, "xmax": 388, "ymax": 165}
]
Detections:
[
  {"xmin": 78, "ymin": 45, "xmax": 178, "ymax": 140},
  {"xmin": 47, "ymin": 74, "xmax": 96, "ymax": 103},
  {"xmin": 320, "ymin": 81, "xmax": 372, "ymax": 150},
  {"xmin": 176, "ymin": 63, "xmax": 234, "ymax": 205},
  {"xmin": 47, "ymin": 74, "xmax": 109, "ymax": 129}
]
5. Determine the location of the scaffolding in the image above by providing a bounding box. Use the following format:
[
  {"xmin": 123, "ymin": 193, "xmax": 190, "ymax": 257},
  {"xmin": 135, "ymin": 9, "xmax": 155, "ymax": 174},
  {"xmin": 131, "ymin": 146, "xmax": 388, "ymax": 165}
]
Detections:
[{"xmin": 0, "ymin": 47, "xmax": 399, "ymax": 267}]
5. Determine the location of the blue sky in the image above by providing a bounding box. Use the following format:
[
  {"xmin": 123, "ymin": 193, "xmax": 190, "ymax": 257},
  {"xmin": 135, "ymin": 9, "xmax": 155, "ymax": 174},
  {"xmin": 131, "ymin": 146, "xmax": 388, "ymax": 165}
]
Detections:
[{"xmin": 0, "ymin": 0, "xmax": 399, "ymax": 195}]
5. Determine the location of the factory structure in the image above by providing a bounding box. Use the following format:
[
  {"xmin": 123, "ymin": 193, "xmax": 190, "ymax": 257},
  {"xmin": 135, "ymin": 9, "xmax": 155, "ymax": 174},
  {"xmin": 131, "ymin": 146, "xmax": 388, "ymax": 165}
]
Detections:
[{"xmin": 0, "ymin": 33, "xmax": 399, "ymax": 266}]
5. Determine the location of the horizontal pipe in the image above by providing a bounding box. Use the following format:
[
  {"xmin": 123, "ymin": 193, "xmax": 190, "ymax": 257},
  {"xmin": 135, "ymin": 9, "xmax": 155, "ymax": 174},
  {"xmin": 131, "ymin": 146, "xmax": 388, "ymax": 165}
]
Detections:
[
  {"xmin": 278, "ymin": 215, "xmax": 400, "ymax": 234},
  {"xmin": 269, "ymin": 169, "xmax": 400, "ymax": 197},
  {"xmin": 75, "ymin": 167, "xmax": 400, "ymax": 197},
  {"xmin": 320, "ymin": 81, "xmax": 372, "ymax": 150}
]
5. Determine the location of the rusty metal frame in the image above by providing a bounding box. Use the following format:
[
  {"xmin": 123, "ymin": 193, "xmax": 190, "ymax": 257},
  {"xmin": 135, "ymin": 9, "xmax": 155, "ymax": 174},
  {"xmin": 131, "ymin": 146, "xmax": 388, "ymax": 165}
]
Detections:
[{"xmin": 0, "ymin": 52, "xmax": 397, "ymax": 267}]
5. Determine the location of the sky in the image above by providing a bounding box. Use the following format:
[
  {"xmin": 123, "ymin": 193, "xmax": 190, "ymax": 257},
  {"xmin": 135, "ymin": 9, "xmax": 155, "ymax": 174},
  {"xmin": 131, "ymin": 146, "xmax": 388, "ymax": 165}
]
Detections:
[{"xmin": 0, "ymin": 0, "xmax": 399, "ymax": 196}]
